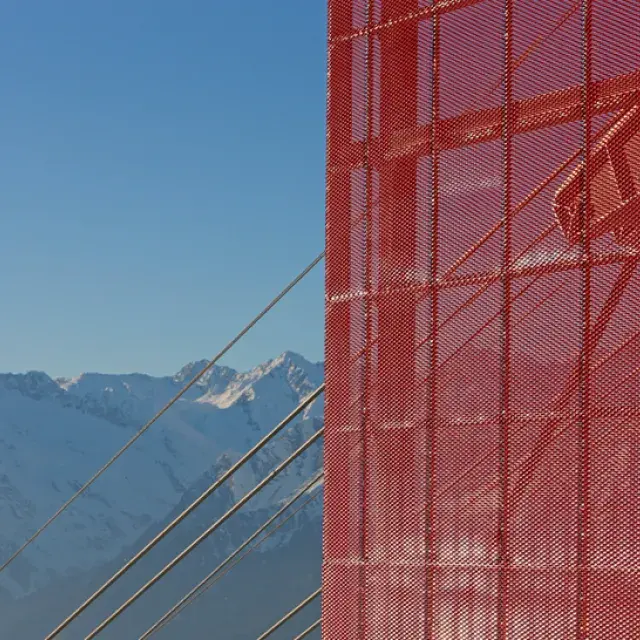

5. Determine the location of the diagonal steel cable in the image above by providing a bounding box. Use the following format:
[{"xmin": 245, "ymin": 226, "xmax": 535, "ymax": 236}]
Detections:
[
  {"xmin": 0, "ymin": 251, "xmax": 325, "ymax": 580},
  {"xmin": 142, "ymin": 471, "xmax": 324, "ymax": 639},
  {"xmin": 293, "ymin": 617, "xmax": 322, "ymax": 640},
  {"xmin": 256, "ymin": 587, "xmax": 322, "ymax": 640},
  {"xmin": 45, "ymin": 385, "xmax": 324, "ymax": 639},
  {"xmin": 83, "ymin": 425, "xmax": 325, "ymax": 639}
]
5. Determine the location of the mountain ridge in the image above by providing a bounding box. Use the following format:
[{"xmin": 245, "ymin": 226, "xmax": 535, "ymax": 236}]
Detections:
[{"xmin": 0, "ymin": 351, "xmax": 324, "ymax": 603}]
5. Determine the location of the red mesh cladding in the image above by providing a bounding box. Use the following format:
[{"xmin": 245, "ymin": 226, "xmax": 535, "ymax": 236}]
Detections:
[{"xmin": 323, "ymin": 0, "xmax": 640, "ymax": 638}]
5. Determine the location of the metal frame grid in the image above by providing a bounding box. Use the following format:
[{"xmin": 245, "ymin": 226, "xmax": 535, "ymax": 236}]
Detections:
[{"xmin": 323, "ymin": 0, "xmax": 639, "ymax": 637}]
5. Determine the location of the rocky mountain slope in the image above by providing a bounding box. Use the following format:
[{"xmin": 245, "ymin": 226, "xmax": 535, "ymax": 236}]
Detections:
[{"xmin": 0, "ymin": 351, "xmax": 324, "ymax": 621}]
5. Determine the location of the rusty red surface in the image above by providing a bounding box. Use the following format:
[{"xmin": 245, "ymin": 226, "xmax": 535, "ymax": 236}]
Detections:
[{"xmin": 323, "ymin": 1, "xmax": 640, "ymax": 638}]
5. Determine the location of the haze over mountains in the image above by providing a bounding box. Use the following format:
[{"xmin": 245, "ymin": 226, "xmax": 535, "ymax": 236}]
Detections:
[{"xmin": 0, "ymin": 352, "xmax": 324, "ymax": 638}]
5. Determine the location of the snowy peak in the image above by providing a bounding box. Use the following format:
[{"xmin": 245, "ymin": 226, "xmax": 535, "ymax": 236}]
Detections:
[
  {"xmin": 0, "ymin": 371, "xmax": 63, "ymax": 402},
  {"xmin": 195, "ymin": 352, "xmax": 322, "ymax": 410},
  {"xmin": 174, "ymin": 359, "xmax": 212, "ymax": 382},
  {"xmin": 56, "ymin": 351, "xmax": 322, "ymax": 412},
  {"xmin": 266, "ymin": 351, "xmax": 323, "ymax": 382},
  {"xmin": 0, "ymin": 351, "xmax": 324, "ymax": 599},
  {"xmin": 0, "ymin": 353, "xmax": 321, "ymax": 430},
  {"xmin": 246, "ymin": 351, "xmax": 324, "ymax": 396},
  {"xmin": 172, "ymin": 360, "xmax": 237, "ymax": 392}
]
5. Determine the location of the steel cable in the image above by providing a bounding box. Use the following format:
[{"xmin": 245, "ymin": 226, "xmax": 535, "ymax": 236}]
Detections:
[
  {"xmin": 141, "ymin": 471, "xmax": 324, "ymax": 639},
  {"xmin": 83, "ymin": 425, "xmax": 325, "ymax": 639},
  {"xmin": 45, "ymin": 384, "xmax": 324, "ymax": 639},
  {"xmin": 256, "ymin": 587, "xmax": 322, "ymax": 640},
  {"xmin": 0, "ymin": 251, "xmax": 325, "ymax": 581},
  {"xmin": 293, "ymin": 617, "xmax": 322, "ymax": 640}
]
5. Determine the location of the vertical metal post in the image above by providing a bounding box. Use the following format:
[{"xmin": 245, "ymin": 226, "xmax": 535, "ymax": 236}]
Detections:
[
  {"xmin": 377, "ymin": 2, "xmax": 420, "ymax": 635},
  {"xmin": 426, "ymin": 6, "xmax": 440, "ymax": 639},
  {"xmin": 323, "ymin": 2, "xmax": 359, "ymax": 638},
  {"xmin": 359, "ymin": 1, "xmax": 374, "ymax": 637},
  {"xmin": 577, "ymin": 0, "xmax": 593, "ymax": 637},
  {"xmin": 498, "ymin": 0, "xmax": 513, "ymax": 638}
]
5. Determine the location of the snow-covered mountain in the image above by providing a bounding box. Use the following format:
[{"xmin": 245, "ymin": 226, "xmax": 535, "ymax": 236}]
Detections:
[{"xmin": 0, "ymin": 352, "xmax": 324, "ymax": 604}]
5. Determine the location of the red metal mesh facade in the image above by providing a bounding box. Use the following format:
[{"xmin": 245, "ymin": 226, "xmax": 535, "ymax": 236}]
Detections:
[{"xmin": 323, "ymin": 1, "xmax": 640, "ymax": 637}]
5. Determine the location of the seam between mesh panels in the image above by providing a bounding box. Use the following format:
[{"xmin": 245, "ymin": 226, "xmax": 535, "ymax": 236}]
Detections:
[{"xmin": 330, "ymin": 0, "xmax": 488, "ymax": 44}]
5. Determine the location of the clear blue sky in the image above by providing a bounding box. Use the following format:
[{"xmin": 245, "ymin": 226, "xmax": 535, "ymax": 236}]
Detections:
[{"xmin": 0, "ymin": 0, "xmax": 327, "ymax": 377}]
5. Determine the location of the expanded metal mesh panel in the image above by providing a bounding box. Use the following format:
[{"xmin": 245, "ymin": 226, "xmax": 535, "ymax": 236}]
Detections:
[{"xmin": 323, "ymin": 1, "xmax": 640, "ymax": 638}]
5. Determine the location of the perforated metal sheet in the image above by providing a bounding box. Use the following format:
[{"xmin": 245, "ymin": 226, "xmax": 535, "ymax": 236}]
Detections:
[{"xmin": 323, "ymin": 1, "xmax": 640, "ymax": 637}]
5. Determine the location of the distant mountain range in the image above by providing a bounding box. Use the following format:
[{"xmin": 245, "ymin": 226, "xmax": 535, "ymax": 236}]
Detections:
[{"xmin": 0, "ymin": 352, "xmax": 324, "ymax": 638}]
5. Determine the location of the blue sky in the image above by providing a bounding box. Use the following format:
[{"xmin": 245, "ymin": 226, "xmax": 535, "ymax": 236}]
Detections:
[{"xmin": 0, "ymin": 0, "xmax": 327, "ymax": 377}]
